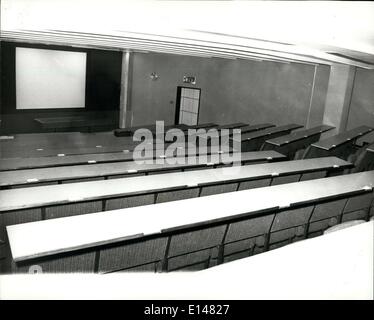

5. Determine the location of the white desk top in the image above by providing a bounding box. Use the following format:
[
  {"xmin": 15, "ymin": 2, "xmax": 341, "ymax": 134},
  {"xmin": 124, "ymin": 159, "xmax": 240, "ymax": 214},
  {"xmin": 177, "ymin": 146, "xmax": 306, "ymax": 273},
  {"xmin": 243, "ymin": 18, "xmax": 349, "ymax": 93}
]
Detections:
[
  {"xmin": 1, "ymin": 221, "xmax": 372, "ymax": 299},
  {"xmin": 7, "ymin": 170, "xmax": 374, "ymax": 262}
]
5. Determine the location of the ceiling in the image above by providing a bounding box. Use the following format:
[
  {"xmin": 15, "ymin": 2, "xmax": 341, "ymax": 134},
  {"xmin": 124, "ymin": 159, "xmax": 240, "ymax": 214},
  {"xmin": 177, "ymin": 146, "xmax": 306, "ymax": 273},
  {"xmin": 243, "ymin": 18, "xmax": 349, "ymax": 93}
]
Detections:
[{"xmin": 1, "ymin": 0, "xmax": 374, "ymax": 69}]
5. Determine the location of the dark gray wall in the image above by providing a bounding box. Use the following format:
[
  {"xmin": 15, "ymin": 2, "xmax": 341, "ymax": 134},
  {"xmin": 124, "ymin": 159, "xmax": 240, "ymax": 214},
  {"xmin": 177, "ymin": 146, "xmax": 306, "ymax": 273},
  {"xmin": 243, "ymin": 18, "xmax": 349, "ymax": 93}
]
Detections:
[
  {"xmin": 348, "ymin": 68, "xmax": 374, "ymax": 129},
  {"xmin": 347, "ymin": 68, "xmax": 374, "ymax": 143},
  {"xmin": 130, "ymin": 52, "xmax": 322, "ymax": 128}
]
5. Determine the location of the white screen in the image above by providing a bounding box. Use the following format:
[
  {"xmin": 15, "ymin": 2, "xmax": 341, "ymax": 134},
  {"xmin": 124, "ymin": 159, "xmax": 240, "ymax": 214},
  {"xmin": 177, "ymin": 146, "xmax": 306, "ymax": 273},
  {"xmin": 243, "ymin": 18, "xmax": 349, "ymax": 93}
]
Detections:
[{"xmin": 16, "ymin": 47, "xmax": 87, "ymax": 109}]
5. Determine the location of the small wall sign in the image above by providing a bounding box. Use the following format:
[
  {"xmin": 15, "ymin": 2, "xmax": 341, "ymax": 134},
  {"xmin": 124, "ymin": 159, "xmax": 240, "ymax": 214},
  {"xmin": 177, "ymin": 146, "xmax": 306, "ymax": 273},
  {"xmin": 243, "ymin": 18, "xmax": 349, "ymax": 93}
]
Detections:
[{"xmin": 183, "ymin": 76, "xmax": 196, "ymax": 84}]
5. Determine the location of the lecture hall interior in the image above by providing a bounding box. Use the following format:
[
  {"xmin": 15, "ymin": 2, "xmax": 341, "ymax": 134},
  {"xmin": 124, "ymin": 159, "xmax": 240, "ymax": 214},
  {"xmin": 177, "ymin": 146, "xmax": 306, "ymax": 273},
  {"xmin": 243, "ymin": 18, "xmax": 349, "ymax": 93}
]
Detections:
[{"xmin": 0, "ymin": 0, "xmax": 373, "ymax": 299}]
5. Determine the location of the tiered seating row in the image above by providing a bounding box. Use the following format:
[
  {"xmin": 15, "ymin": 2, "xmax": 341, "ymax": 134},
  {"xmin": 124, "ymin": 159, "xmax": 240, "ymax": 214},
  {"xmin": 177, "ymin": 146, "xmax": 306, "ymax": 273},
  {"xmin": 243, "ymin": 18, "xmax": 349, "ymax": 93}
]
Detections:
[
  {"xmin": 0, "ymin": 157, "xmax": 352, "ymax": 213},
  {"xmin": 196, "ymin": 123, "xmax": 275, "ymax": 147},
  {"xmin": 303, "ymin": 125, "xmax": 373, "ymax": 160},
  {"xmin": 2, "ymin": 123, "xmax": 373, "ymax": 275},
  {"xmin": 261, "ymin": 125, "xmax": 335, "ymax": 159},
  {"xmin": 0, "ymin": 157, "xmax": 353, "ymax": 273},
  {"xmin": 0, "ymin": 146, "xmax": 246, "ymax": 171},
  {"xmin": 235, "ymin": 124, "xmax": 303, "ymax": 151},
  {"xmin": 351, "ymin": 143, "xmax": 374, "ymax": 173},
  {"xmin": 34, "ymin": 116, "xmax": 117, "ymax": 133},
  {"xmin": 1, "ymin": 122, "xmax": 251, "ymax": 158},
  {"xmin": 0, "ymin": 151, "xmax": 286, "ymax": 189},
  {"xmin": 6, "ymin": 171, "xmax": 374, "ymax": 273}
]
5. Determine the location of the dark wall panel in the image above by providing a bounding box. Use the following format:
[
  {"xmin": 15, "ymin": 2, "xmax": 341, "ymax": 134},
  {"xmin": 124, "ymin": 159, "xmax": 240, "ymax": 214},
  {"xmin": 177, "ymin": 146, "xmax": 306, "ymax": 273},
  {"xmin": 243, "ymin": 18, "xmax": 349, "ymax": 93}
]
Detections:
[
  {"xmin": 85, "ymin": 50, "xmax": 122, "ymax": 111},
  {"xmin": 1, "ymin": 41, "xmax": 17, "ymax": 114}
]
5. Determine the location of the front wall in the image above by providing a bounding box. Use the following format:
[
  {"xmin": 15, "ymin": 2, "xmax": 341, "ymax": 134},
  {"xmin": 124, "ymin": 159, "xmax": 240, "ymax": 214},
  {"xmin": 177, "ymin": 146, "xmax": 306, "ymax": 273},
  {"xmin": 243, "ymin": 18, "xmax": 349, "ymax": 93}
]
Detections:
[{"xmin": 130, "ymin": 52, "xmax": 316, "ymax": 127}]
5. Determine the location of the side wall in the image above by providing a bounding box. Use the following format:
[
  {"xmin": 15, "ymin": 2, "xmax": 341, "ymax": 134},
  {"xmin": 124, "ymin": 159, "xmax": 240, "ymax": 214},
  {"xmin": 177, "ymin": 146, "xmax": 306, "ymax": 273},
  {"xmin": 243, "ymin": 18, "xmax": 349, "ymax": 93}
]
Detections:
[{"xmin": 347, "ymin": 68, "xmax": 374, "ymax": 143}]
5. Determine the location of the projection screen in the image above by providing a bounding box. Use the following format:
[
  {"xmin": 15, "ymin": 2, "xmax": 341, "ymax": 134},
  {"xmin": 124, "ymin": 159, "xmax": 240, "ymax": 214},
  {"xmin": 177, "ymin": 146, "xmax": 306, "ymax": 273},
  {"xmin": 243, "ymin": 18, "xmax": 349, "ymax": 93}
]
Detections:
[{"xmin": 16, "ymin": 47, "xmax": 87, "ymax": 109}]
